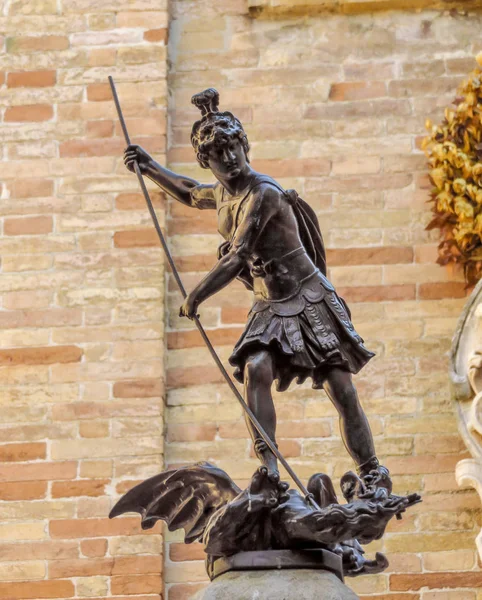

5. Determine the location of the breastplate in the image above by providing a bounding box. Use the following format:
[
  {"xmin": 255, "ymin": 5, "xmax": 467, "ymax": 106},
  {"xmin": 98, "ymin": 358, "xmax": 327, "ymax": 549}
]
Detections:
[{"xmin": 217, "ymin": 188, "xmax": 249, "ymax": 241}]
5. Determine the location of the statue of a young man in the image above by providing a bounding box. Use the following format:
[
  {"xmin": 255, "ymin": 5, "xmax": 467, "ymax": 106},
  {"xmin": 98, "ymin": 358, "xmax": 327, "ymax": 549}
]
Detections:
[{"xmin": 124, "ymin": 88, "xmax": 389, "ymax": 493}]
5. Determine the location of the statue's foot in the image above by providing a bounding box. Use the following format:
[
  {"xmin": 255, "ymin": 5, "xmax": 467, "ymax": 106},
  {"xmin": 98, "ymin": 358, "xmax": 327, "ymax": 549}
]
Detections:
[
  {"xmin": 341, "ymin": 460, "xmax": 393, "ymax": 503},
  {"xmin": 253, "ymin": 439, "xmax": 280, "ymax": 482},
  {"xmin": 266, "ymin": 459, "xmax": 280, "ymax": 483},
  {"xmin": 249, "ymin": 466, "xmax": 290, "ymax": 507},
  {"xmin": 357, "ymin": 458, "xmax": 393, "ymax": 501}
]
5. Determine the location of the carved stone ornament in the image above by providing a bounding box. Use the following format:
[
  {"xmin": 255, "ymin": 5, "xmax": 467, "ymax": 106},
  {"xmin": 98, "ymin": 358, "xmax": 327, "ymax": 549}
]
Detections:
[{"xmin": 451, "ymin": 278, "xmax": 482, "ymax": 558}]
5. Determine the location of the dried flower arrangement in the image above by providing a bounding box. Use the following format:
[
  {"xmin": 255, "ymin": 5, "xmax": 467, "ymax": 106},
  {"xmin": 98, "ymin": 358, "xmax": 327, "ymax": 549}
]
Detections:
[{"xmin": 422, "ymin": 54, "xmax": 482, "ymax": 286}]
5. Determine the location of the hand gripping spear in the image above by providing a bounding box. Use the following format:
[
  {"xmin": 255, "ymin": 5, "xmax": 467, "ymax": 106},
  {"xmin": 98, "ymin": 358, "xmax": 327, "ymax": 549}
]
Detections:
[{"xmin": 108, "ymin": 76, "xmax": 320, "ymax": 511}]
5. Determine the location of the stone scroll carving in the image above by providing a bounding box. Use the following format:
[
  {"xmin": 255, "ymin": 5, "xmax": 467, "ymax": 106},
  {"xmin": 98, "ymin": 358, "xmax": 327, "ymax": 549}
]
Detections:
[{"xmin": 451, "ymin": 279, "xmax": 482, "ymax": 558}]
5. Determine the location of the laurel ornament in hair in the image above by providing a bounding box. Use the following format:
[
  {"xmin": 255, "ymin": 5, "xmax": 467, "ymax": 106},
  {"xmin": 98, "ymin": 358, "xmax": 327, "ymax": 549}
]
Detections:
[
  {"xmin": 190, "ymin": 88, "xmax": 250, "ymax": 170},
  {"xmin": 191, "ymin": 88, "xmax": 220, "ymax": 117}
]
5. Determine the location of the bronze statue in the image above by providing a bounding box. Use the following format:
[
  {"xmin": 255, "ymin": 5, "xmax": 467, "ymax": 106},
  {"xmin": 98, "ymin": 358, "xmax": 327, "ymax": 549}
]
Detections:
[
  {"xmin": 111, "ymin": 86, "xmax": 421, "ymax": 580},
  {"xmin": 124, "ymin": 88, "xmax": 384, "ymax": 490}
]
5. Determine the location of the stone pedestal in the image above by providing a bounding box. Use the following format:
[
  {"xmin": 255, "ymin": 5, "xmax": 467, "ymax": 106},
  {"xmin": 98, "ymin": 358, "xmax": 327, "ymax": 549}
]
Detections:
[{"xmin": 193, "ymin": 569, "xmax": 359, "ymax": 600}]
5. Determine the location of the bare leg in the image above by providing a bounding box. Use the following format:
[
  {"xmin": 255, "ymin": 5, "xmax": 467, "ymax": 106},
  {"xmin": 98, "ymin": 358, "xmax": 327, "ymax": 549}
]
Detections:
[
  {"xmin": 243, "ymin": 349, "xmax": 279, "ymax": 478},
  {"xmin": 322, "ymin": 368, "xmax": 377, "ymax": 472}
]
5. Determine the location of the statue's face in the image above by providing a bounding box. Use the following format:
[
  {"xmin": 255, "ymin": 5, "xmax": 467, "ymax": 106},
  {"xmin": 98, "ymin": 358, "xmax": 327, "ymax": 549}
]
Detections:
[{"xmin": 207, "ymin": 137, "xmax": 247, "ymax": 180}]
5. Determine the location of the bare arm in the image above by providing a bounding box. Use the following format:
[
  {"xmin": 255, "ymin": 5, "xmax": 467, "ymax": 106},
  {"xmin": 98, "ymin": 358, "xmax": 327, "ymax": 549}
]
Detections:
[
  {"xmin": 180, "ymin": 185, "xmax": 280, "ymax": 318},
  {"xmin": 124, "ymin": 144, "xmax": 216, "ymax": 209}
]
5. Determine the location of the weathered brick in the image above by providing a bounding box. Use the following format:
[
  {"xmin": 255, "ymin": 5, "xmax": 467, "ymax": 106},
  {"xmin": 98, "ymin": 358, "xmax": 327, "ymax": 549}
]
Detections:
[
  {"xmin": 326, "ymin": 246, "xmax": 413, "ymax": 266},
  {"xmin": 0, "ymin": 481, "xmax": 47, "ymax": 500},
  {"xmin": 168, "ymin": 583, "xmax": 209, "ymax": 600},
  {"xmin": 0, "ymin": 461, "xmax": 77, "ymax": 482},
  {"xmin": 77, "ymin": 497, "xmax": 111, "ymax": 519},
  {"xmin": 51, "ymin": 400, "xmax": 159, "ymax": 421},
  {"xmin": 167, "ymin": 365, "xmax": 224, "ymax": 388},
  {"xmin": 1, "ymin": 499, "xmax": 76, "ymax": 520},
  {"xmin": 0, "ymin": 580, "xmax": 74, "ymax": 599},
  {"xmin": 167, "ymin": 423, "xmax": 217, "ymax": 442},
  {"xmin": 88, "ymin": 48, "xmax": 117, "ymax": 67},
  {"xmin": 337, "ymin": 284, "xmax": 416, "ymax": 303},
  {"xmin": 0, "ymin": 561, "xmax": 46, "ymax": 581},
  {"xmin": 113, "ymin": 378, "xmax": 163, "ymax": 398},
  {"xmin": 164, "ymin": 559, "xmax": 207, "ymax": 584},
  {"xmin": 111, "ymin": 574, "xmax": 162, "ymax": 595},
  {"xmin": 0, "ymin": 309, "xmax": 82, "ymax": 329},
  {"xmin": 4, "ymin": 216, "xmax": 53, "ymax": 235},
  {"xmin": 51, "ymin": 480, "xmax": 109, "ymax": 498},
  {"xmin": 114, "ymin": 229, "xmax": 160, "ymax": 248},
  {"xmin": 423, "ymin": 550, "xmax": 476, "ymax": 572},
  {"xmin": 415, "ymin": 434, "xmax": 466, "ymax": 455},
  {"xmin": 0, "ymin": 442, "xmax": 46, "ymax": 462},
  {"xmin": 418, "ymin": 281, "xmax": 469, "ymax": 300},
  {"xmin": 109, "ymin": 535, "xmax": 163, "ymax": 557},
  {"xmin": 4, "ymin": 104, "xmax": 53, "ymax": 122},
  {"xmin": 79, "ymin": 420, "xmax": 110, "ymax": 438},
  {"xmin": 329, "ymin": 81, "xmax": 387, "ymax": 101},
  {"xmin": 86, "ymin": 83, "xmax": 112, "ymax": 102},
  {"xmin": 80, "ymin": 539, "xmax": 108, "ymax": 558},
  {"xmin": 51, "ymin": 436, "xmax": 162, "ymax": 460},
  {"xmin": 0, "ymin": 540, "xmax": 78, "ymax": 561},
  {"xmin": 7, "ymin": 35, "xmax": 69, "ymax": 52},
  {"xmin": 0, "ymin": 522, "xmax": 46, "ymax": 541},
  {"xmin": 2, "ymin": 255, "xmax": 53, "ymax": 275},
  {"xmin": 168, "ymin": 209, "xmax": 217, "ymax": 236},
  {"xmin": 391, "ymin": 572, "xmax": 482, "ymax": 591},
  {"xmin": 88, "ymin": 13, "xmax": 115, "ymax": 30},
  {"xmin": 144, "ymin": 28, "xmax": 168, "ymax": 43},
  {"xmin": 167, "ymin": 327, "xmax": 243, "ymax": 350},
  {"xmin": 7, "ymin": 70, "xmax": 56, "ymax": 88},
  {"xmin": 70, "ymin": 30, "xmax": 141, "ymax": 46},
  {"xmin": 59, "ymin": 138, "xmax": 127, "ymax": 158},
  {"xmin": 0, "ymin": 346, "xmax": 82, "ymax": 366},
  {"xmin": 252, "ymin": 158, "xmax": 331, "ymax": 177},
  {"xmin": 50, "ymin": 518, "xmax": 161, "ymax": 539},
  {"xmin": 49, "ymin": 558, "xmax": 114, "ymax": 578},
  {"xmin": 170, "ymin": 543, "xmax": 205, "ymax": 562},
  {"xmin": 75, "ymin": 576, "xmax": 108, "ymax": 598},
  {"xmin": 80, "ymin": 460, "xmax": 113, "ymax": 479},
  {"xmin": 116, "ymin": 192, "xmax": 162, "ymax": 210},
  {"xmin": 86, "ymin": 120, "xmax": 114, "ymax": 138},
  {"xmin": 331, "ymin": 156, "xmax": 380, "ymax": 175}
]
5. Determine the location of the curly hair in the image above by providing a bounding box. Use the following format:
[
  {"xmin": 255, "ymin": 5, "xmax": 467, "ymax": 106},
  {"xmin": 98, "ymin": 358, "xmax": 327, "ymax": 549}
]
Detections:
[{"xmin": 190, "ymin": 88, "xmax": 250, "ymax": 169}]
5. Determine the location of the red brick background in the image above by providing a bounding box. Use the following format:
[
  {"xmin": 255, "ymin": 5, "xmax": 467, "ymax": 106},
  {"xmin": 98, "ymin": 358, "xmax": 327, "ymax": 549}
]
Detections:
[
  {"xmin": 0, "ymin": 0, "xmax": 167, "ymax": 597},
  {"xmin": 1, "ymin": 1, "xmax": 482, "ymax": 599}
]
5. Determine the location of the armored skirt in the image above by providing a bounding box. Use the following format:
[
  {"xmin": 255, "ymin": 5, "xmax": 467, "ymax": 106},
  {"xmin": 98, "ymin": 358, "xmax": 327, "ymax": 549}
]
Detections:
[{"xmin": 229, "ymin": 270, "xmax": 374, "ymax": 391}]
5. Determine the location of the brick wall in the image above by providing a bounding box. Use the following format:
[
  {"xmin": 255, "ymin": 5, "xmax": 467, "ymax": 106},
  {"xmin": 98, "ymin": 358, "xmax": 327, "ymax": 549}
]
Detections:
[
  {"xmin": 0, "ymin": 0, "xmax": 168, "ymax": 598},
  {"xmin": 2, "ymin": 1, "xmax": 482, "ymax": 599},
  {"xmin": 164, "ymin": 3, "xmax": 482, "ymax": 599}
]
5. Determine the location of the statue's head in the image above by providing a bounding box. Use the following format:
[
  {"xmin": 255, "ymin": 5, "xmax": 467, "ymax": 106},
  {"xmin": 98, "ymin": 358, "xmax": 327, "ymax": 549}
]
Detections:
[{"xmin": 191, "ymin": 88, "xmax": 250, "ymax": 179}]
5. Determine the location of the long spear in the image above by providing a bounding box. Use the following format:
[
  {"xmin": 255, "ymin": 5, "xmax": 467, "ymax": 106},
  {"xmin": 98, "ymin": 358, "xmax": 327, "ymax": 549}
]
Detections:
[{"xmin": 108, "ymin": 76, "xmax": 319, "ymax": 510}]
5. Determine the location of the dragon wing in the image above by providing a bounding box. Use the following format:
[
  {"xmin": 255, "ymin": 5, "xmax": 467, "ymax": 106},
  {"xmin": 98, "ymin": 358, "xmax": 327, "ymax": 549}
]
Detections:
[{"xmin": 109, "ymin": 462, "xmax": 242, "ymax": 544}]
